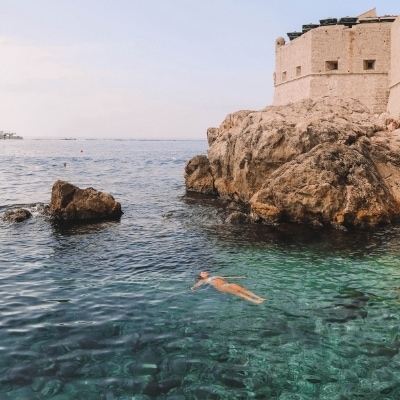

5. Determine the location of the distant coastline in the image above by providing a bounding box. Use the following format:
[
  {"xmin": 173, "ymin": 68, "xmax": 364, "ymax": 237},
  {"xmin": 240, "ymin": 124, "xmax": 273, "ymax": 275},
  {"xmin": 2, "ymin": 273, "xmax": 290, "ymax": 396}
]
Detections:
[{"xmin": 0, "ymin": 131, "xmax": 23, "ymax": 139}]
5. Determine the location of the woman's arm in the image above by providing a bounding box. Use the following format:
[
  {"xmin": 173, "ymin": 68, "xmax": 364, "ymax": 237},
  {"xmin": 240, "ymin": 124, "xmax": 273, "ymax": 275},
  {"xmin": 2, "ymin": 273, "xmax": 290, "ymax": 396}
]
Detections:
[{"xmin": 191, "ymin": 279, "xmax": 206, "ymax": 291}]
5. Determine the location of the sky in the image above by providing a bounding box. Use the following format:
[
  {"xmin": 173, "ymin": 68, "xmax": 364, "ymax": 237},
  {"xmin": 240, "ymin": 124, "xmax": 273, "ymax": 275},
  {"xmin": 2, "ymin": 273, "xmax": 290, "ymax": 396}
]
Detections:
[{"xmin": 0, "ymin": 1, "xmax": 398, "ymax": 139}]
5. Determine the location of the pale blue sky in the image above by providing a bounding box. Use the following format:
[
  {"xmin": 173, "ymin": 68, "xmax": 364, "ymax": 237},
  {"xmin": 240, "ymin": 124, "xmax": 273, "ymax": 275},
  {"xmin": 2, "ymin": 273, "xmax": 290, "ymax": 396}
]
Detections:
[{"xmin": 0, "ymin": 1, "xmax": 398, "ymax": 139}]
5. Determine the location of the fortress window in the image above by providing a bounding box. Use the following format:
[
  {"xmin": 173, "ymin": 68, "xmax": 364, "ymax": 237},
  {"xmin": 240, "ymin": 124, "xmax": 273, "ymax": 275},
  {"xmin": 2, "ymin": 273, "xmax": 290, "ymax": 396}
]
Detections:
[
  {"xmin": 364, "ymin": 60, "xmax": 376, "ymax": 70},
  {"xmin": 296, "ymin": 66, "xmax": 301, "ymax": 77},
  {"xmin": 282, "ymin": 71, "xmax": 287, "ymax": 82},
  {"xmin": 325, "ymin": 61, "xmax": 338, "ymax": 71}
]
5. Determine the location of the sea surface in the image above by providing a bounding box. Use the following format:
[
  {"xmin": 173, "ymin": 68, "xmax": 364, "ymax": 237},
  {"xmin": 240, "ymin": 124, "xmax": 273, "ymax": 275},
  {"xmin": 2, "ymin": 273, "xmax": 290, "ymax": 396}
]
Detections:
[{"xmin": 1, "ymin": 139, "xmax": 400, "ymax": 399}]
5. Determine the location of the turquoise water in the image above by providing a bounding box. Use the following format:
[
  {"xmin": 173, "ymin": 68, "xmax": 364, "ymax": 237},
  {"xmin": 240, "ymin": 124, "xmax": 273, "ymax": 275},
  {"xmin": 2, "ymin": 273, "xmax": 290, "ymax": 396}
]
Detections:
[{"xmin": 1, "ymin": 139, "xmax": 400, "ymax": 399}]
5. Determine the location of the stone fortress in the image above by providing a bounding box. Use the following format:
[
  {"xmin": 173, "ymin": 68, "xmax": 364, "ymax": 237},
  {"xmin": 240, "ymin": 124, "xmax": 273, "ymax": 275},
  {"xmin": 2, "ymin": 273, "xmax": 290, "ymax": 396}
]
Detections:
[
  {"xmin": 184, "ymin": 7, "xmax": 400, "ymax": 229},
  {"xmin": 273, "ymin": 8, "xmax": 400, "ymax": 118}
]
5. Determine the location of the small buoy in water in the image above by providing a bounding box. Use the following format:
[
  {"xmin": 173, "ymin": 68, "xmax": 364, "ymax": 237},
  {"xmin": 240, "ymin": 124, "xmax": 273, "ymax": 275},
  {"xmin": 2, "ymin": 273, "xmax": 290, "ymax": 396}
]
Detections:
[{"xmin": 63, "ymin": 162, "xmax": 67, "ymax": 167}]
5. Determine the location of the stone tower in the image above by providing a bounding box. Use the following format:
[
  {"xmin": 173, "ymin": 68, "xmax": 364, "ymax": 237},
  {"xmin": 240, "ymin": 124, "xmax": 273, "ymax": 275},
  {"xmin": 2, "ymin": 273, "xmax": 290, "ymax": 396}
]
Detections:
[{"xmin": 273, "ymin": 8, "xmax": 400, "ymax": 117}]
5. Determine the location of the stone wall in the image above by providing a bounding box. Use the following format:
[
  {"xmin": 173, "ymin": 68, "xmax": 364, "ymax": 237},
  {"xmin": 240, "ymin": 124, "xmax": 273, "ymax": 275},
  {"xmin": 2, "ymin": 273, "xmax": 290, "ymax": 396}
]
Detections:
[
  {"xmin": 273, "ymin": 34, "xmax": 312, "ymax": 104},
  {"xmin": 273, "ymin": 21, "xmax": 393, "ymax": 114},
  {"xmin": 309, "ymin": 75, "xmax": 389, "ymax": 114},
  {"xmin": 272, "ymin": 75, "xmax": 313, "ymax": 105},
  {"xmin": 388, "ymin": 17, "xmax": 400, "ymax": 118}
]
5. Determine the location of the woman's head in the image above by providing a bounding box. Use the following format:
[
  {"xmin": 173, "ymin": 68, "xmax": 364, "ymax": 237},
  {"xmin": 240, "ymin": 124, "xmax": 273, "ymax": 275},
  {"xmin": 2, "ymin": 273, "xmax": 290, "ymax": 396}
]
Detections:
[{"xmin": 199, "ymin": 271, "xmax": 209, "ymax": 279}]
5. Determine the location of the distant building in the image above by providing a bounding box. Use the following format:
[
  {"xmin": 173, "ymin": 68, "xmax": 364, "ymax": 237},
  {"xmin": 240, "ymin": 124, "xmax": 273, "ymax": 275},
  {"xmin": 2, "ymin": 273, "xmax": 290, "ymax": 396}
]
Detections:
[{"xmin": 273, "ymin": 8, "xmax": 400, "ymax": 118}]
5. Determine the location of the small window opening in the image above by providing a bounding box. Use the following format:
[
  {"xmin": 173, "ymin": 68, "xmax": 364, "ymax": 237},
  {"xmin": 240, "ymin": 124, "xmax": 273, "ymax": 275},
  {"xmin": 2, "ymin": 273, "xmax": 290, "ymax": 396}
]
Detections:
[
  {"xmin": 364, "ymin": 60, "xmax": 375, "ymax": 70},
  {"xmin": 296, "ymin": 66, "xmax": 301, "ymax": 77},
  {"xmin": 325, "ymin": 61, "xmax": 338, "ymax": 71},
  {"xmin": 282, "ymin": 71, "xmax": 287, "ymax": 82}
]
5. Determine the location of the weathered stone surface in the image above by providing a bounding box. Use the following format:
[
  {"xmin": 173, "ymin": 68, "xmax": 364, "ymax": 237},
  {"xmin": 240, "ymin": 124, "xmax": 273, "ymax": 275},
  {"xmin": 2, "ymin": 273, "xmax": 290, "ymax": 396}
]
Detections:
[
  {"xmin": 225, "ymin": 211, "xmax": 249, "ymax": 225},
  {"xmin": 250, "ymin": 142, "xmax": 396, "ymax": 228},
  {"xmin": 2, "ymin": 208, "xmax": 32, "ymax": 223},
  {"xmin": 184, "ymin": 155, "xmax": 215, "ymax": 194},
  {"xmin": 49, "ymin": 180, "xmax": 122, "ymax": 221},
  {"xmin": 185, "ymin": 96, "xmax": 400, "ymax": 229}
]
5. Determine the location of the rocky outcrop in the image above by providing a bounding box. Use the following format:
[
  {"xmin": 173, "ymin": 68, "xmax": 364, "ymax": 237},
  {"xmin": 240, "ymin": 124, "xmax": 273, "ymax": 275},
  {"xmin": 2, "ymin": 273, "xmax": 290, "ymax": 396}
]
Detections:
[
  {"xmin": 184, "ymin": 155, "xmax": 215, "ymax": 194},
  {"xmin": 2, "ymin": 208, "xmax": 32, "ymax": 223},
  {"xmin": 49, "ymin": 180, "xmax": 122, "ymax": 222},
  {"xmin": 184, "ymin": 96, "xmax": 400, "ymax": 229},
  {"xmin": 225, "ymin": 211, "xmax": 249, "ymax": 225}
]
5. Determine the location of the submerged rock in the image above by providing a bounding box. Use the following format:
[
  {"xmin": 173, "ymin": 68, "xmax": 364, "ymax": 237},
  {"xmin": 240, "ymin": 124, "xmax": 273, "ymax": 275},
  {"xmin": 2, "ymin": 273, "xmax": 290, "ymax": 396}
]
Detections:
[
  {"xmin": 49, "ymin": 180, "xmax": 123, "ymax": 222},
  {"xmin": 185, "ymin": 96, "xmax": 400, "ymax": 229},
  {"xmin": 2, "ymin": 208, "xmax": 32, "ymax": 223},
  {"xmin": 225, "ymin": 211, "xmax": 249, "ymax": 224}
]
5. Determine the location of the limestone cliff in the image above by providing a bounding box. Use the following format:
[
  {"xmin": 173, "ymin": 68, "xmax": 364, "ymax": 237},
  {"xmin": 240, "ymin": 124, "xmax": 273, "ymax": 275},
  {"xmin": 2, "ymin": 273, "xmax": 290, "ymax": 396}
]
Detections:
[{"xmin": 184, "ymin": 96, "xmax": 400, "ymax": 229}]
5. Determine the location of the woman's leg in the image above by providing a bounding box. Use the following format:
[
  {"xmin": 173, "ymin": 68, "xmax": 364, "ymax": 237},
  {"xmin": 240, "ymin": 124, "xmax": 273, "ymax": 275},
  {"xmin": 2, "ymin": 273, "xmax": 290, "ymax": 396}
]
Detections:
[
  {"xmin": 222, "ymin": 283, "xmax": 266, "ymax": 303},
  {"xmin": 229, "ymin": 283, "xmax": 266, "ymax": 301}
]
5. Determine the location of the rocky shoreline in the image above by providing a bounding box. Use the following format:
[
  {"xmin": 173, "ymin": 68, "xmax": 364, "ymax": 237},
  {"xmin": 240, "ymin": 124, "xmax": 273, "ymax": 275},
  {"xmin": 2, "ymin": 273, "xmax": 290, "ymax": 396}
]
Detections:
[
  {"xmin": 185, "ymin": 97, "xmax": 400, "ymax": 230},
  {"xmin": 2, "ymin": 180, "xmax": 122, "ymax": 223}
]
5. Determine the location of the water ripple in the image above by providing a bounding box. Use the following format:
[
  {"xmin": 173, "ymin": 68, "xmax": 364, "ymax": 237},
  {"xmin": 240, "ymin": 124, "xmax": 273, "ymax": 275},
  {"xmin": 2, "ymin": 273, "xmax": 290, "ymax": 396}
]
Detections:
[{"xmin": 2, "ymin": 140, "xmax": 400, "ymax": 398}]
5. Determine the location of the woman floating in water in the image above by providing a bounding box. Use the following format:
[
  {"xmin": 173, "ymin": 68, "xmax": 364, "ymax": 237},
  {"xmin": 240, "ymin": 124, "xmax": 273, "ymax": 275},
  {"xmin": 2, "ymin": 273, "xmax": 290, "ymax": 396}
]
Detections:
[{"xmin": 191, "ymin": 271, "xmax": 266, "ymax": 304}]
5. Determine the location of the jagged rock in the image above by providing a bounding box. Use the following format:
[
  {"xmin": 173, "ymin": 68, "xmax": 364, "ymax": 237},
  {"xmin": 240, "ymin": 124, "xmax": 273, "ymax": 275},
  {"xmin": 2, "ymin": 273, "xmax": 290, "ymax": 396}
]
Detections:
[
  {"xmin": 250, "ymin": 142, "xmax": 395, "ymax": 228},
  {"xmin": 185, "ymin": 96, "xmax": 400, "ymax": 229},
  {"xmin": 49, "ymin": 180, "xmax": 122, "ymax": 222},
  {"xmin": 2, "ymin": 208, "xmax": 32, "ymax": 223},
  {"xmin": 225, "ymin": 211, "xmax": 249, "ymax": 224},
  {"xmin": 184, "ymin": 155, "xmax": 215, "ymax": 194},
  {"xmin": 226, "ymin": 201, "xmax": 242, "ymax": 211}
]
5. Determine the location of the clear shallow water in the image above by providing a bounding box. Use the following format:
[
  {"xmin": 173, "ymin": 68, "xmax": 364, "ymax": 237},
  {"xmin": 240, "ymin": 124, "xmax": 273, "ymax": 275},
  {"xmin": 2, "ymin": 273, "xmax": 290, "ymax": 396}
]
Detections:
[{"xmin": 1, "ymin": 139, "xmax": 400, "ymax": 399}]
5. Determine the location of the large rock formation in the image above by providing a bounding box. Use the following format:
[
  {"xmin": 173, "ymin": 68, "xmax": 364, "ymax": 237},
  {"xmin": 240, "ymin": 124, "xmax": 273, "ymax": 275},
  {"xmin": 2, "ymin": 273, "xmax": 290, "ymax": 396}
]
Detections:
[
  {"xmin": 184, "ymin": 97, "xmax": 400, "ymax": 229},
  {"xmin": 49, "ymin": 180, "xmax": 122, "ymax": 222}
]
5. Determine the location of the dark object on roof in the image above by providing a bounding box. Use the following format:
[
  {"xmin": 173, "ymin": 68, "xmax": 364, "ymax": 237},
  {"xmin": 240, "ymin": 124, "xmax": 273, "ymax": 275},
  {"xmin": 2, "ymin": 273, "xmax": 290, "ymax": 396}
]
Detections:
[
  {"xmin": 287, "ymin": 32, "xmax": 303, "ymax": 41},
  {"xmin": 302, "ymin": 23, "xmax": 320, "ymax": 33},
  {"xmin": 379, "ymin": 16, "xmax": 397, "ymax": 23},
  {"xmin": 338, "ymin": 17, "xmax": 358, "ymax": 27},
  {"xmin": 320, "ymin": 18, "xmax": 338, "ymax": 26},
  {"xmin": 358, "ymin": 17, "xmax": 380, "ymax": 24}
]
